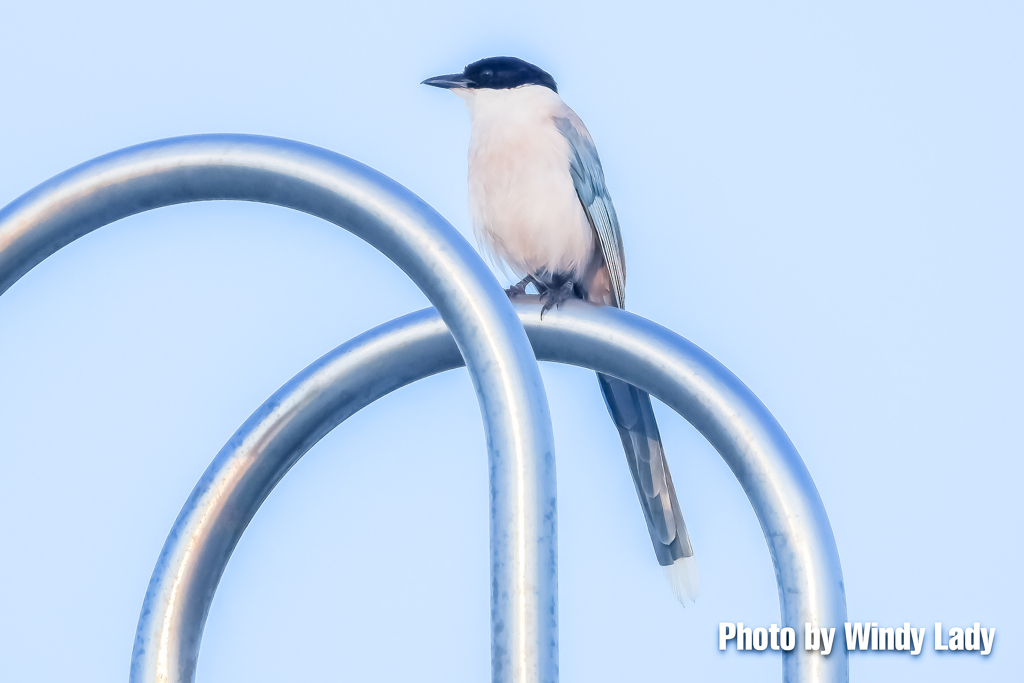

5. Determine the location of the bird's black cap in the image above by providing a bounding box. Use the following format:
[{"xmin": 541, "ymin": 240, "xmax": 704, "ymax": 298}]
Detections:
[{"xmin": 422, "ymin": 56, "xmax": 558, "ymax": 93}]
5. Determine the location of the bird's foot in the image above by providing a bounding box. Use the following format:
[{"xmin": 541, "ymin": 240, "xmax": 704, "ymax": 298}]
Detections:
[
  {"xmin": 505, "ymin": 275, "xmax": 534, "ymax": 300},
  {"xmin": 539, "ymin": 280, "xmax": 579, "ymax": 319}
]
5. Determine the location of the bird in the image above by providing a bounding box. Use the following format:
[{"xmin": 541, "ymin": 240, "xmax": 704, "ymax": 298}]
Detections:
[{"xmin": 423, "ymin": 56, "xmax": 699, "ymax": 604}]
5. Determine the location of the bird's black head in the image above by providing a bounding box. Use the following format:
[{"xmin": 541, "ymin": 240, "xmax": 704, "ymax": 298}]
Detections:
[{"xmin": 422, "ymin": 57, "xmax": 558, "ymax": 93}]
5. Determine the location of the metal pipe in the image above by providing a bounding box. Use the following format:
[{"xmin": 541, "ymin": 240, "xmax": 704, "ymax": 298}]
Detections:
[
  {"xmin": 0, "ymin": 136, "xmax": 558, "ymax": 683},
  {"xmin": 142, "ymin": 298, "xmax": 847, "ymax": 683}
]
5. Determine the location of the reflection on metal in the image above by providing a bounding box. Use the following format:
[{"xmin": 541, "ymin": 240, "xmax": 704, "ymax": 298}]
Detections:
[
  {"xmin": 0, "ymin": 137, "xmax": 848, "ymax": 683},
  {"xmin": 142, "ymin": 299, "xmax": 848, "ymax": 683},
  {"xmin": 0, "ymin": 136, "xmax": 557, "ymax": 683}
]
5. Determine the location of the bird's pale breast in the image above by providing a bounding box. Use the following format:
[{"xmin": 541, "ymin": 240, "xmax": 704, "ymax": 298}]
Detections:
[{"xmin": 461, "ymin": 87, "xmax": 595, "ymax": 281}]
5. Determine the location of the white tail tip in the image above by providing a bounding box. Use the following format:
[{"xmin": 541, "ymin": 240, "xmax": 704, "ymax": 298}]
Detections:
[{"xmin": 663, "ymin": 555, "xmax": 700, "ymax": 605}]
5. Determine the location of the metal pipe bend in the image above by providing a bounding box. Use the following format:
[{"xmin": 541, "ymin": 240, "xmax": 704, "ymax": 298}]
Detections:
[
  {"xmin": 0, "ymin": 135, "xmax": 556, "ymax": 683},
  {"xmin": 137, "ymin": 297, "xmax": 847, "ymax": 683}
]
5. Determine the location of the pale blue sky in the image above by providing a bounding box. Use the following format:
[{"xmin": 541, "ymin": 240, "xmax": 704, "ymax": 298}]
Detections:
[{"xmin": 0, "ymin": 2, "xmax": 1020, "ymax": 681}]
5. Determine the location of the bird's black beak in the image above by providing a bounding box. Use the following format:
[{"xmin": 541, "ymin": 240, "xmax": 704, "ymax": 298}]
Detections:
[{"xmin": 421, "ymin": 73, "xmax": 473, "ymax": 89}]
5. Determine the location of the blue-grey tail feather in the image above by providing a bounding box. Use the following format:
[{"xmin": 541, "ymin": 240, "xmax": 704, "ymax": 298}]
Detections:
[{"xmin": 597, "ymin": 373, "xmax": 694, "ymax": 566}]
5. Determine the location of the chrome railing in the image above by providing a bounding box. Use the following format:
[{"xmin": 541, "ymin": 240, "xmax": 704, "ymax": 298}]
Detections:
[{"xmin": 0, "ymin": 135, "xmax": 847, "ymax": 682}]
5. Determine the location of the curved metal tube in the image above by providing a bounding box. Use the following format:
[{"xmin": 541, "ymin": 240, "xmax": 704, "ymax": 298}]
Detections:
[
  {"xmin": 148, "ymin": 298, "xmax": 847, "ymax": 683},
  {"xmin": 0, "ymin": 136, "xmax": 557, "ymax": 683}
]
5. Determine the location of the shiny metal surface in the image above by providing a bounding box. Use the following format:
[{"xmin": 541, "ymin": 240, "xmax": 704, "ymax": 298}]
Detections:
[
  {"xmin": 0, "ymin": 136, "xmax": 558, "ymax": 683},
  {"xmin": 148, "ymin": 297, "xmax": 847, "ymax": 683}
]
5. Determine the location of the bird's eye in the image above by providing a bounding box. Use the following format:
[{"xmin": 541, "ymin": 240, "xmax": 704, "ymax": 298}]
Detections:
[{"xmin": 480, "ymin": 69, "xmax": 493, "ymax": 79}]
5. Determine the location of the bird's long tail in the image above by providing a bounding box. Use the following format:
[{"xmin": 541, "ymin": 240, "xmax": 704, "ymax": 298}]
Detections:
[{"xmin": 597, "ymin": 373, "xmax": 700, "ymax": 604}]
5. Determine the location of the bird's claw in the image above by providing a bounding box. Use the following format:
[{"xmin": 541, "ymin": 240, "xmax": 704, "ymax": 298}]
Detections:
[
  {"xmin": 505, "ymin": 275, "xmax": 541, "ymax": 300},
  {"xmin": 505, "ymin": 276, "xmax": 531, "ymax": 299},
  {"xmin": 539, "ymin": 280, "xmax": 578, "ymax": 319}
]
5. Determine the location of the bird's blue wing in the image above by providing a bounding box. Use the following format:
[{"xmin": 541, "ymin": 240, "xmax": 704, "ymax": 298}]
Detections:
[
  {"xmin": 558, "ymin": 113, "xmax": 699, "ymax": 603},
  {"xmin": 555, "ymin": 114, "xmax": 626, "ymax": 308}
]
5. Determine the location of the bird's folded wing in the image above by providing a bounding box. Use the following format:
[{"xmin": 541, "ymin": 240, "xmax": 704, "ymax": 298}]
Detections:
[{"xmin": 555, "ymin": 113, "xmax": 626, "ymax": 309}]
